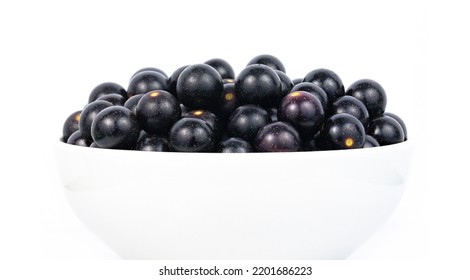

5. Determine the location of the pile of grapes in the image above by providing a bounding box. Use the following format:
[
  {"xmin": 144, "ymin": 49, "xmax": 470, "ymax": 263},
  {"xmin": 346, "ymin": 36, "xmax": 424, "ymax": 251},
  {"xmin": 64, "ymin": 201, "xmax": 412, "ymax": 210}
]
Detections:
[{"xmin": 62, "ymin": 55, "xmax": 407, "ymax": 152}]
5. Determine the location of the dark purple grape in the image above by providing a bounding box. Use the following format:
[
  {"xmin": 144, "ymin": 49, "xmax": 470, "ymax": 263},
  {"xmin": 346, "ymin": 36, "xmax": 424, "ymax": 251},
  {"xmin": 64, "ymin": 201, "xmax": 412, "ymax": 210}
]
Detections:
[
  {"xmin": 275, "ymin": 70, "xmax": 294, "ymax": 98},
  {"xmin": 254, "ymin": 122, "xmax": 301, "ymax": 152},
  {"xmin": 127, "ymin": 71, "xmax": 168, "ymax": 98},
  {"xmin": 291, "ymin": 82, "xmax": 329, "ymax": 112},
  {"xmin": 169, "ymin": 118, "xmax": 215, "ymax": 152},
  {"xmin": 384, "ymin": 112, "xmax": 407, "ymax": 140},
  {"xmin": 97, "ymin": 93, "xmax": 126, "ymax": 106},
  {"xmin": 91, "ymin": 106, "xmax": 141, "ymax": 149},
  {"xmin": 330, "ymin": 96, "xmax": 369, "ymax": 126},
  {"xmin": 184, "ymin": 109, "xmax": 222, "ymax": 139},
  {"xmin": 131, "ymin": 67, "xmax": 168, "ymax": 79},
  {"xmin": 79, "ymin": 100, "xmax": 113, "ymax": 139},
  {"xmin": 367, "ymin": 116, "xmax": 404, "ymax": 146},
  {"xmin": 123, "ymin": 94, "xmax": 144, "ymax": 115},
  {"xmin": 346, "ymin": 79, "xmax": 387, "ymax": 118},
  {"xmin": 364, "ymin": 135, "xmax": 380, "ymax": 148},
  {"xmin": 176, "ymin": 64, "xmax": 223, "ymax": 110},
  {"xmin": 218, "ymin": 137, "xmax": 252, "ymax": 153},
  {"xmin": 234, "ymin": 64, "xmax": 282, "ymax": 107},
  {"xmin": 278, "ymin": 91, "xmax": 324, "ymax": 137},
  {"xmin": 168, "ymin": 65, "xmax": 189, "ymax": 95},
  {"xmin": 136, "ymin": 90, "xmax": 181, "ymax": 135},
  {"xmin": 90, "ymin": 142, "xmax": 99, "ymax": 148},
  {"xmin": 217, "ymin": 83, "xmax": 239, "ymax": 119},
  {"xmin": 88, "ymin": 82, "xmax": 127, "ymax": 103},
  {"xmin": 204, "ymin": 58, "xmax": 235, "ymax": 79},
  {"xmin": 319, "ymin": 113, "xmax": 366, "ymax": 150},
  {"xmin": 227, "ymin": 105, "xmax": 270, "ymax": 143},
  {"xmin": 303, "ymin": 69, "xmax": 344, "ymax": 105},
  {"xmin": 62, "ymin": 110, "xmax": 81, "ymax": 142},
  {"xmin": 135, "ymin": 133, "xmax": 170, "ymax": 152},
  {"xmin": 67, "ymin": 131, "xmax": 92, "ymax": 147},
  {"xmin": 247, "ymin": 54, "xmax": 286, "ymax": 73},
  {"xmin": 223, "ymin": 78, "xmax": 235, "ymax": 84}
]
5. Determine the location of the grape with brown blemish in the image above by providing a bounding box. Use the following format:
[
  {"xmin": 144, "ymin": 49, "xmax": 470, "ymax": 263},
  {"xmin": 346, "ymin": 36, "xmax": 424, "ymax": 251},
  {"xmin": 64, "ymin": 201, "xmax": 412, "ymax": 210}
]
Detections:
[
  {"xmin": 128, "ymin": 71, "xmax": 168, "ymax": 98},
  {"xmin": 217, "ymin": 83, "xmax": 239, "ymax": 119},
  {"xmin": 278, "ymin": 91, "xmax": 324, "ymax": 137},
  {"xmin": 136, "ymin": 90, "xmax": 181, "ymax": 135},
  {"xmin": 319, "ymin": 113, "xmax": 366, "ymax": 150}
]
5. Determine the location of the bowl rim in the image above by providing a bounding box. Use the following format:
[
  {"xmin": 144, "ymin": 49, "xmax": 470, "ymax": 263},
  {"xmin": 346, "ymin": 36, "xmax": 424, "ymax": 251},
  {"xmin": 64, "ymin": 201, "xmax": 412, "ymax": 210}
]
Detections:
[{"xmin": 57, "ymin": 138, "xmax": 412, "ymax": 157}]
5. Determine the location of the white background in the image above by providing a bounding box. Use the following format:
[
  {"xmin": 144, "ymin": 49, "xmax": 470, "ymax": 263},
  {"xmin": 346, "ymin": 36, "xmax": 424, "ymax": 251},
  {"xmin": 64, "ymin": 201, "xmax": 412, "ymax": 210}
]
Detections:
[{"xmin": 1, "ymin": 0, "xmax": 469, "ymax": 279}]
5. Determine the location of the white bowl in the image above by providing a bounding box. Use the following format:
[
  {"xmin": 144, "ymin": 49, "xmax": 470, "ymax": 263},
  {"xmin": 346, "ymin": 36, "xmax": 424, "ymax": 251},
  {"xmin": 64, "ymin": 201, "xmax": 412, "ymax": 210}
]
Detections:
[{"xmin": 55, "ymin": 140, "xmax": 413, "ymax": 259}]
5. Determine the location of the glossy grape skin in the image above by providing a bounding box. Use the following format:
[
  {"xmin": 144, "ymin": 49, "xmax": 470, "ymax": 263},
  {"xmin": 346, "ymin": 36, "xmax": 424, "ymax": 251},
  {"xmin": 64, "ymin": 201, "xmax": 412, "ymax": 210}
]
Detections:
[
  {"xmin": 88, "ymin": 82, "xmax": 127, "ymax": 103},
  {"xmin": 127, "ymin": 71, "xmax": 168, "ymax": 98},
  {"xmin": 319, "ymin": 113, "xmax": 366, "ymax": 150},
  {"xmin": 169, "ymin": 118, "xmax": 215, "ymax": 152},
  {"xmin": 367, "ymin": 116, "xmax": 404, "ymax": 146},
  {"xmin": 176, "ymin": 64, "xmax": 223, "ymax": 110},
  {"xmin": 123, "ymin": 94, "xmax": 144, "ymax": 115},
  {"xmin": 217, "ymin": 83, "xmax": 239, "ymax": 119},
  {"xmin": 135, "ymin": 133, "xmax": 170, "ymax": 152},
  {"xmin": 275, "ymin": 70, "xmax": 294, "ymax": 98},
  {"xmin": 278, "ymin": 91, "xmax": 325, "ymax": 137},
  {"xmin": 91, "ymin": 106, "xmax": 141, "ymax": 149},
  {"xmin": 90, "ymin": 142, "xmax": 99, "ymax": 148},
  {"xmin": 254, "ymin": 122, "xmax": 301, "ymax": 152},
  {"xmin": 97, "ymin": 93, "xmax": 126, "ymax": 106},
  {"xmin": 247, "ymin": 54, "xmax": 286, "ymax": 73},
  {"xmin": 168, "ymin": 65, "xmax": 189, "ymax": 95},
  {"xmin": 363, "ymin": 135, "xmax": 380, "ymax": 148},
  {"xmin": 346, "ymin": 79, "xmax": 387, "ymax": 118},
  {"xmin": 204, "ymin": 58, "xmax": 235, "ymax": 79},
  {"xmin": 303, "ymin": 69, "xmax": 344, "ymax": 105},
  {"xmin": 62, "ymin": 110, "xmax": 81, "ymax": 142},
  {"xmin": 67, "ymin": 130, "xmax": 92, "ymax": 147},
  {"xmin": 131, "ymin": 67, "xmax": 168, "ymax": 79},
  {"xmin": 227, "ymin": 105, "xmax": 270, "ymax": 143},
  {"xmin": 218, "ymin": 137, "xmax": 252, "ymax": 153},
  {"xmin": 234, "ymin": 64, "xmax": 282, "ymax": 107},
  {"xmin": 79, "ymin": 100, "xmax": 113, "ymax": 139},
  {"xmin": 223, "ymin": 78, "xmax": 235, "ymax": 84},
  {"xmin": 291, "ymin": 82, "xmax": 329, "ymax": 112},
  {"xmin": 330, "ymin": 96, "xmax": 369, "ymax": 127},
  {"xmin": 136, "ymin": 90, "xmax": 181, "ymax": 135},
  {"xmin": 184, "ymin": 109, "xmax": 222, "ymax": 139},
  {"xmin": 384, "ymin": 112, "xmax": 407, "ymax": 140}
]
